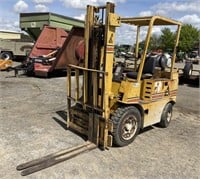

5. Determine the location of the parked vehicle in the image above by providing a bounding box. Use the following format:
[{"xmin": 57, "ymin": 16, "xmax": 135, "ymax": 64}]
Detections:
[
  {"xmin": 179, "ymin": 61, "xmax": 199, "ymax": 85},
  {"xmin": 0, "ymin": 39, "xmax": 33, "ymax": 60}
]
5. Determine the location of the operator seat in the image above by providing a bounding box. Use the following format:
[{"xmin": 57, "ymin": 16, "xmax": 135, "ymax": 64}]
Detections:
[{"xmin": 126, "ymin": 56, "xmax": 157, "ymax": 79}]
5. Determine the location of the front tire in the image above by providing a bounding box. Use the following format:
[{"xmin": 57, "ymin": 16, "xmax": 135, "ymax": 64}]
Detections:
[
  {"xmin": 159, "ymin": 103, "xmax": 173, "ymax": 128},
  {"xmin": 111, "ymin": 106, "xmax": 141, "ymax": 147}
]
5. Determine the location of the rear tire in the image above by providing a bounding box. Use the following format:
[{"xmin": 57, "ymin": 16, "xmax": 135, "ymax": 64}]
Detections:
[
  {"xmin": 111, "ymin": 106, "xmax": 141, "ymax": 147},
  {"xmin": 183, "ymin": 62, "xmax": 193, "ymax": 79},
  {"xmin": 0, "ymin": 52, "xmax": 12, "ymax": 60},
  {"xmin": 159, "ymin": 103, "xmax": 173, "ymax": 128}
]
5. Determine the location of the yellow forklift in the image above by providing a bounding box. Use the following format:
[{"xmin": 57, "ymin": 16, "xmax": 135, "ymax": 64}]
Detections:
[
  {"xmin": 17, "ymin": 2, "xmax": 181, "ymax": 175},
  {"xmin": 66, "ymin": 2, "xmax": 181, "ymax": 148}
]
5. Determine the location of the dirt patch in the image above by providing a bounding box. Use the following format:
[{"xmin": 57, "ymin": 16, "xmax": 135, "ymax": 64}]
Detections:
[{"xmin": 0, "ymin": 69, "xmax": 199, "ymax": 178}]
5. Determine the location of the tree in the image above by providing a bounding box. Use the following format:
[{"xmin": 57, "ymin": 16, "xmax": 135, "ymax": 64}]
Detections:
[
  {"xmin": 137, "ymin": 24, "xmax": 199, "ymax": 53},
  {"xmin": 138, "ymin": 35, "xmax": 161, "ymax": 52},
  {"xmin": 160, "ymin": 28, "xmax": 175, "ymax": 51},
  {"xmin": 179, "ymin": 24, "xmax": 200, "ymax": 52},
  {"xmin": 149, "ymin": 34, "xmax": 161, "ymax": 50}
]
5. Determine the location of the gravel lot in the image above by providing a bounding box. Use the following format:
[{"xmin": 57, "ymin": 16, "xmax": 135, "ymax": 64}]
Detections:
[{"xmin": 0, "ymin": 62, "xmax": 200, "ymax": 179}]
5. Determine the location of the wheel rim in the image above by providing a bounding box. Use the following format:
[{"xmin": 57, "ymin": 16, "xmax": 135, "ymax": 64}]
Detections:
[
  {"xmin": 166, "ymin": 111, "xmax": 172, "ymax": 122},
  {"xmin": 2, "ymin": 53, "xmax": 10, "ymax": 60},
  {"xmin": 121, "ymin": 115, "xmax": 138, "ymax": 140},
  {"xmin": 189, "ymin": 69, "xmax": 192, "ymax": 75}
]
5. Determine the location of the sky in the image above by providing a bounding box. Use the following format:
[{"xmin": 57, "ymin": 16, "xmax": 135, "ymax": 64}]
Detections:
[{"xmin": 0, "ymin": 0, "xmax": 200, "ymax": 44}]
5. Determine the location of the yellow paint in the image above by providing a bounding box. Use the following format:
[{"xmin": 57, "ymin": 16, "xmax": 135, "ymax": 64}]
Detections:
[{"xmin": 0, "ymin": 59, "xmax": 13, "ymax": 70}]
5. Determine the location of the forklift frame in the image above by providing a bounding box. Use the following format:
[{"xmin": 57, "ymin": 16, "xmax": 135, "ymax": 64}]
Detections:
[{"xmin": 66, "ymin": 2, "xmax": 182, "ymax": 149}]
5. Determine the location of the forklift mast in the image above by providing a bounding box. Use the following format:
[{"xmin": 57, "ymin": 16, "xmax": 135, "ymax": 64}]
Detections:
[{"xmin": 67, "ymin": 2, "xmax": 120, "ymax": 149}]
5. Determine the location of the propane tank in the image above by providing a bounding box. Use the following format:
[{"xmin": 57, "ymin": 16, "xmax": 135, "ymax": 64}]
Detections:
[
  {"xmin": 164, "ymin": 53, "xmax": 171, "ymax": 68},
  {"xmin": 152, "ymin": 53, "xmax": 171, "ymax": 70}
]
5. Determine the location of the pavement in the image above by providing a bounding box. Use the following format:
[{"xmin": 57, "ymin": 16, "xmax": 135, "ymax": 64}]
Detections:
[{"xmin": 0, "ymin": 62, "xmax": 199, "ymax": 179}]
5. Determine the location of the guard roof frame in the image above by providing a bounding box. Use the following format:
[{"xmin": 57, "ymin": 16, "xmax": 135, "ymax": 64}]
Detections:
[
  {"xmin": 121, "ymin": 15, "xmax": 182, "ymax": 26},
  {"xmin": 120, "ymin": 15, "xmax": 182, "ymax": 81}
]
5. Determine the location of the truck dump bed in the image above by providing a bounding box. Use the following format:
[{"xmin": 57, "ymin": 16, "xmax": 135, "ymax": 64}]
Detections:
[{"xmin": 27, "ymin": 26, "xmax": 84, "ymax": 76}]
